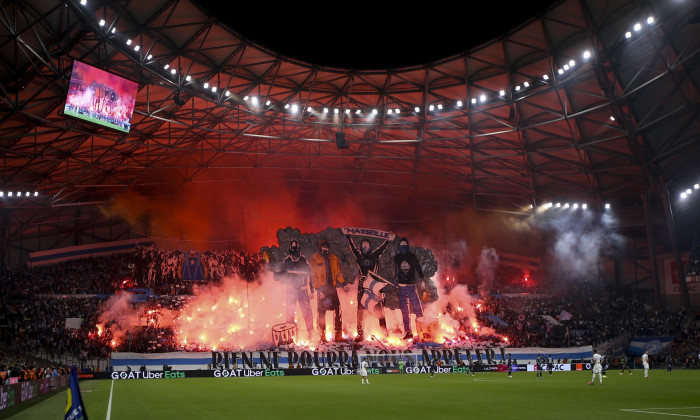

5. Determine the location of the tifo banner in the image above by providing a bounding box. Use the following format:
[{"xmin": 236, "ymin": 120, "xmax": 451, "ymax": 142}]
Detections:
[
  {"xmin": 627, "ymin": 336, "xmax": 674, "ymax": 356},
  {"xmin": 664, "ymin": 255, "xmax": 700, "ymax": 295},
  {"xmin": 180, "ymin": 250, "xmax": 207, "ymax": 281},
  {"xmin": 111, "ymin": 346, "xmax": 593, "ymax": 371},
  {"xmin": 342, "ymin": 227, "xmax": 393, "ymax": 240},
  {"xmin": 111, "ymin": 352, "xmax": 213, "ymax": 371},
  {"xmin": 29, "ymin": 238, "xmax": 152, "ymax": 266}
]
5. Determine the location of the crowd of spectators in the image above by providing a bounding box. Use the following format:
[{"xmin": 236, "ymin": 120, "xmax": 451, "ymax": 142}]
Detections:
[
  {"xmin": 0, "ymin": 246, "xmax": 265, "ymax": 297},
  {"xmin": 492, "ymin": 265, "xmax": 546, "ymax": 294},
  {"xmin": 655, "ymin": 327, "xmax": 700, "ymax": 369},
  {"xmin": 133, "ymin": 247, "xmax": 264, "ymax": 295},
  {"xmin": 0, "ymin": 296, "xmax": 108, "ymax": 360},
  {"xmin": 0, "ymin": 351, "xmax": 67, "ymax": 384},
  {"xmin": 0, "ymin": 255, "xmax": 133, "ymax": 296},
  {"xmin": 471, "ymin": 281, "xmax": 687, "ymax": 349},
  {"xmin": 0, "ymin": 248, "xmax": 697, "ymax": 384}
]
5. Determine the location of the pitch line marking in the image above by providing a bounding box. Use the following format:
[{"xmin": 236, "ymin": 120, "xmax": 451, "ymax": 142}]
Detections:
[
  {"xmin": 106, "ymin": 379, "xmax": 114, "ymax": 420},
  {"xmin": 620, "ymin": 407, "xmax": 700, "ymax": 418}
]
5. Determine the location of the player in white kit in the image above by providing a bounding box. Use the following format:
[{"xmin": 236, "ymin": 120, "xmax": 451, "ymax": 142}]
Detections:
[
  {"xmin": 360, "ymin": 359, "xmax": 370, "ymax": 384},
  {"xmin": 589, "ymin": 349, "xmax": 603, "ymax": 385},
  {"xmin": 642, "ymin": 350, "xmax": 649, "ymax": 378}
]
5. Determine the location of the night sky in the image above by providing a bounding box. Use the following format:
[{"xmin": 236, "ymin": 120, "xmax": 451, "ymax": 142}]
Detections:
[{"xmin": 193, "ymin": 1, "xmax": 560, "ymax": 69}]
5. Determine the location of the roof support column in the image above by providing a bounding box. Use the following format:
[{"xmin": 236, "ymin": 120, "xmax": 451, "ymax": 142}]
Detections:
[
  {"xmin": 659, "ymin": 182, "xmax": 691, "ymax": 308},
  {"xmin": 0, "ymin": 210, "xmax": 9, "ymax": 275},
  {"xmin": 642, "ymin": 190, "xmax": 662, "ymax": 307}
]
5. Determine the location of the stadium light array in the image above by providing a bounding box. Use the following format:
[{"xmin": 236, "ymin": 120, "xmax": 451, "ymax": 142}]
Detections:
[
  {"xmin": 80, "ymin": 2, "xmax": 659, "ymax": 122},
  {"xmin": 0, "ymin": 190, "xmax": 41, "ymax": 198},
  {"xmin": 536, "ymin": 200, "xmax": 606, "ymax": 211},
  {"xmin": 679, "ymin": 181, "xmax": 700, "ymax": 200}
]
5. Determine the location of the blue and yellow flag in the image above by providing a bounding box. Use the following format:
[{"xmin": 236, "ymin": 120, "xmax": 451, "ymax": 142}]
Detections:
[{"xmin": 65, "ymin": 366, "xmax": 88, "ymax": 420}]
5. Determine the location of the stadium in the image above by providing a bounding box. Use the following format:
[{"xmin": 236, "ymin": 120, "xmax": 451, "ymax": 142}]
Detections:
[{"xmin": 1, "ymin": 0, "xmax": 700, "ymax": 419}]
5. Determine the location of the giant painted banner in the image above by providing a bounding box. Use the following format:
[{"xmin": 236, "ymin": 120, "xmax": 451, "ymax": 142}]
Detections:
[{"xmin": 110, "ymin": 346, "xmax": 593, "ymax": 371}]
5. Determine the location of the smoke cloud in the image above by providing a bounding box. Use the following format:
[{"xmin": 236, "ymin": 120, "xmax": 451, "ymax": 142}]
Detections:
[
  {"xmin": 475, "ymin": 247, "xmax": 499, "ymax": 296},
  {"xmin": 96, "ymin": 180, "xmax": 625, "ymax": 350},
  {"xmin": 507, "ymin": 208, "xmax": 624, "ymax": 284}
]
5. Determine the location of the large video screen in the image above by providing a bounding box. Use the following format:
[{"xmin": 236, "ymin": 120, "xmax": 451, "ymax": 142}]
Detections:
[{"xmin": 64, "ymin": 60, "xmax": 138, "ymax": 133}]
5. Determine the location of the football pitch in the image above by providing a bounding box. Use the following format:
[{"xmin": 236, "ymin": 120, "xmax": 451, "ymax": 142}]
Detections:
[{"xmin": 3, "ymin": 370, "xmax": 699, "ymax": 420}]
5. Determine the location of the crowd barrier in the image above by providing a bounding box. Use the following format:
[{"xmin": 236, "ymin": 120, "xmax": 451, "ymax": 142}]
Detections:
[
  {"xmin": 83, "ymin": 363, "xmax": 597, "ymax": 381},
  {"xmin": 0, "ymin": 375, "xmax": 70, "ymax": 413}
]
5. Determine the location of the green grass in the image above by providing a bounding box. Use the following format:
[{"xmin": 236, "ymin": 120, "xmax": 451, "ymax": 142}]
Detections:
[{"xmin": 4, "ymin": 370, "xmax": 700, "ymax": 420}]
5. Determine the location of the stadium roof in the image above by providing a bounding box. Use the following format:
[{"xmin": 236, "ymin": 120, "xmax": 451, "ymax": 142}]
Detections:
[{"xmin": 1, "ymin": 0, "xmax": 700, "ymax": 270}]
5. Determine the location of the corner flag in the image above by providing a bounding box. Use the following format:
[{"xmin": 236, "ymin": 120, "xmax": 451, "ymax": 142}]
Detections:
[{"xmin": 65, "ymin": 366, "xmax": 88, "ymax": 420}]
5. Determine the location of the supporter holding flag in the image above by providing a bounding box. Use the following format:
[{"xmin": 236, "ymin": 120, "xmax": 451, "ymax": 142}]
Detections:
[{"xmin": 65, "ymin": 366, "xmax": 88, "ymax": 420}]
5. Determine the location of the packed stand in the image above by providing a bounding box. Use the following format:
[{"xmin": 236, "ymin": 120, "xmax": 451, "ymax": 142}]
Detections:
[
  {"xmin": 472, "ymin": 281, "xmax": 688, "ymax": 349},
  {"xmin": 0, "ymin": 248, "xmax": 694, "ymax": 367},
  {"xmin": 0, "ymin": 350, "xmax": 67, "ymax": 384},
  {"xmin": 0, "ymin": 255, "xmax": 133, "ymax": 296},
  {"xmin": 133, "ymin": 246, "xmax": 264, "ymax": 295},
  {"xmin": 655, "ymin": 326, "xmax": 700, "ymax": 369}
]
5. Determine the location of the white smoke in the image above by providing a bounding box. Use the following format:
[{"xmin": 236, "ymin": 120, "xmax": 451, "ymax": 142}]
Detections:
[
  {"xmin": 421, "ymin": 283, "xmax": 501, "ymax": 341},
  {"xmin": 476, "ymin": 247, "xmax": 499, "ymax": 296},
  {"xmin": 99, "ymin": 293, "xmax": 139, "ymax": 328},
  {"xmin": 518, "ymin": 208, "xmax": 624, "ymax": 284}
]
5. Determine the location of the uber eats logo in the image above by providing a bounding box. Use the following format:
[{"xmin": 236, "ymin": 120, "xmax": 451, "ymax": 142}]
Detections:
[{"xmin": 111, "ymin": 370, "xmax": 187, "ymax": 380}]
